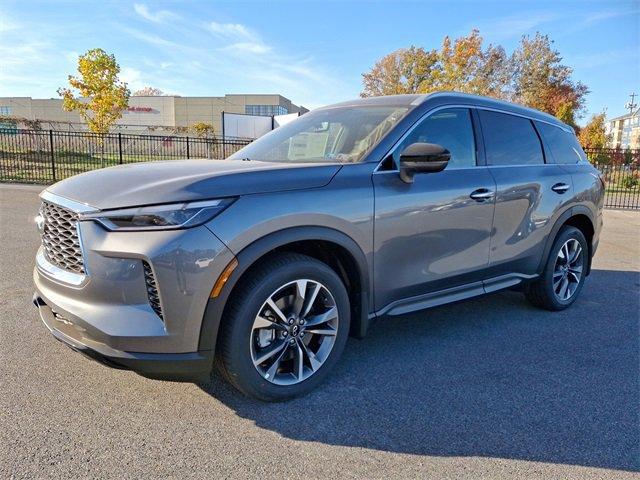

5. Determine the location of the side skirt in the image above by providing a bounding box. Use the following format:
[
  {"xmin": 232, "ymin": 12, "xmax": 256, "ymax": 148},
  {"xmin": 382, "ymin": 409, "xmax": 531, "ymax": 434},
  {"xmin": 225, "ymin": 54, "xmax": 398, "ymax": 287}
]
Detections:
[{"xmin": 373, "ymin": 273, "xmax": 538, "ymax": 318}]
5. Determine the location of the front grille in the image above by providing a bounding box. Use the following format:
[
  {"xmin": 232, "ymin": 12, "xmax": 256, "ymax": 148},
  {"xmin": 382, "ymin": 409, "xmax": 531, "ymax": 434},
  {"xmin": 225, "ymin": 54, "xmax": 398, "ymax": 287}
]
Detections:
[
  {"xmin": 40, "ymin": 201, "xmax": 85, "ymax": 274},
  {"xmin": 142, "ymin": 261, "xmax": 163, "ymax": 320}
]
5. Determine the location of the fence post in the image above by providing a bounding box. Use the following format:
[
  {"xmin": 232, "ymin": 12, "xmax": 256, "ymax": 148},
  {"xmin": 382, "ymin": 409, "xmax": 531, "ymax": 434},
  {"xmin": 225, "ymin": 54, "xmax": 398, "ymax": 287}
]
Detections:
[
  {"xmin": 186, "ymin": 136, "xmax": 190, "ymax": 159},
  {"xmin": 118, "ymin": 133, "xmax": 123, "ymax": 164},
  {"xmin": 49, "ymin": 129, "xmax": 56, "ymax": 182}
]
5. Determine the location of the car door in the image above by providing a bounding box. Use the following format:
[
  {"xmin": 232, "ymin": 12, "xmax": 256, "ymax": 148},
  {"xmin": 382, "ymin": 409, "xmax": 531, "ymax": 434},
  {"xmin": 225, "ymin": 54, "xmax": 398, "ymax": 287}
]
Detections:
[
  {"xmin": 477, "ymin": 109, "xmax": 574, "ymax": 287},
  {"xmin": 373, "ymin": 107, "xmax": 496, "ymax": 312}
]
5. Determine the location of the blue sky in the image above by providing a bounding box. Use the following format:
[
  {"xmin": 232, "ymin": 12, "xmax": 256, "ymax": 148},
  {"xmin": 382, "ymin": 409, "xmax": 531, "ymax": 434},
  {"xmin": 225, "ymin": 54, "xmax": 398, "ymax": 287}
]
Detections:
[{"xmin": 1, "ymin": 0, "xmax": 638, "ymax": 123}]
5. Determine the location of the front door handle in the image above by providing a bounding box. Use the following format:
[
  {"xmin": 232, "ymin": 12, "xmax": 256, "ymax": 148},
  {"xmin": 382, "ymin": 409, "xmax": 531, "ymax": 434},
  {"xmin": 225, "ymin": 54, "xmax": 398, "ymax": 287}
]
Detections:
[
  {"xmin": 551, "ymin": 183, "xmax": 570, "ymax": 194},
  {"xmin": 470, "ymin": 188, "xmax": 495, "ymax": 201}
]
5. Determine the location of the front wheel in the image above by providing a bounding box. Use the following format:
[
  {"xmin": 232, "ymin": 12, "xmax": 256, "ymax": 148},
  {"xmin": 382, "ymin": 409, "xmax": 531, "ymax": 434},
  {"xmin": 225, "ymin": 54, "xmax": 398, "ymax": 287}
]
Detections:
[
  {"xmin": 217, "ymin": 253, "xmax": 350, "ymax": 401},
  {"xmin": 525, "ymin": 226, "xmax": 588, "ymax": 311}
]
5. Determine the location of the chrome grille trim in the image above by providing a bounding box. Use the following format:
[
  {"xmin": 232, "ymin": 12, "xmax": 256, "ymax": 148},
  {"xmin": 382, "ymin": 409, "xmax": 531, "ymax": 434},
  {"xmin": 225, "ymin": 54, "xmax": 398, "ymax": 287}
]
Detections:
[
  {"xmin": 142, "ymin": 261, "xmax": 164, "ymax": 320},
  {"xmin": 40, "ymin": 201, "xmax": 85, "ymax": 274}
]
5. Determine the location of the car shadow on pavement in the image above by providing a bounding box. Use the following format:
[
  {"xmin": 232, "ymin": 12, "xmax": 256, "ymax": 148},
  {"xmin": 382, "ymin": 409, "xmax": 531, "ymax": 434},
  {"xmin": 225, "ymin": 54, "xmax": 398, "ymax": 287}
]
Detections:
[{"xmin": 198, "ymin": 269, "xmax": 639, "ymax": 472}]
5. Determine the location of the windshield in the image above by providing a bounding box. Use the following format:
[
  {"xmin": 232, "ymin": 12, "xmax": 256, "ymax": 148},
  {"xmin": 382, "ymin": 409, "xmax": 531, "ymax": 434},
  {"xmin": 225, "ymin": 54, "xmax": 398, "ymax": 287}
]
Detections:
[{"xmin": 229, "ymin": 106, "xmax": 408, "ymax": 164}]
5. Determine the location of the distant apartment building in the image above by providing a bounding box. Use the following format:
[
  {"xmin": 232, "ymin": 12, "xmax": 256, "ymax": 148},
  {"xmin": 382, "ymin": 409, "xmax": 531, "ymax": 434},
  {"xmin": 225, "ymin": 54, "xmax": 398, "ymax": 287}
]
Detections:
[
  {"xmin": 607, "ymin": 109, "xmax": 640, "ymax": 149},
  {"xmin": 0, "ymin": 94, "xmax": 308, "ymax": 135}
]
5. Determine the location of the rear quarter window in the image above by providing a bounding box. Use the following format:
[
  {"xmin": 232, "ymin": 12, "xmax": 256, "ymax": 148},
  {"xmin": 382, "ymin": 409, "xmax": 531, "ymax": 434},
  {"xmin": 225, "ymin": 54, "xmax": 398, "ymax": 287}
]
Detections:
[
  {"xmin": 535, "ymin": 121, "xmax": 586, "ymax": 164},
  {"xmin": 478, "ymin": 110, "xmax": 544, "ymax": 166}
]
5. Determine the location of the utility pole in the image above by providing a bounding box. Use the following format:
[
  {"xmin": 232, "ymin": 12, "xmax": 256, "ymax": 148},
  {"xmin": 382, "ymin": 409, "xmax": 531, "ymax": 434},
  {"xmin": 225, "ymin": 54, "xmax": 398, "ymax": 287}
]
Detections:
[{"xmin": 624, "ymin": 92, "xmax": 637, "ymax": 116}]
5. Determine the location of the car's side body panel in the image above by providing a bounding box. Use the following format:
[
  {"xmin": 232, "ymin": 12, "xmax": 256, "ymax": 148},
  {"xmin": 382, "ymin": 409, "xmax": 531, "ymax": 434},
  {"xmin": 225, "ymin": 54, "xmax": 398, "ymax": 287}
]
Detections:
[
  {"xmin": 372, "ymin": 167, "xmax": 496, "ymax": 310},
  {"xmin": 484, "ymin": 164, "xmax": 575, "ymax": 277}
]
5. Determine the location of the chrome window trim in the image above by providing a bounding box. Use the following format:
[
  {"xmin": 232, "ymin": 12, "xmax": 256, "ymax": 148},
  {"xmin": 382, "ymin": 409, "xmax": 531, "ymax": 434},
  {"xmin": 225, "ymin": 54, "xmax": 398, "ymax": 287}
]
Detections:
[
  {"xmin": 374, "ymin": 104, "xmax": 573, "ymax": 174},
  {"xmin": 374, "ymin": 104, "xmax": 478, "ymax": 173}
]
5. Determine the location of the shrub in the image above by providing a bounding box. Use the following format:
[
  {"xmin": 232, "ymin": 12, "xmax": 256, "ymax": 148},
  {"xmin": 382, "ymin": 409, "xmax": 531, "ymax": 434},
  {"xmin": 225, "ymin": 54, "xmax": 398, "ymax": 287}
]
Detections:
[{"xmin": 620, "ymin": 174, "xmax": 639, "ymax": 189}]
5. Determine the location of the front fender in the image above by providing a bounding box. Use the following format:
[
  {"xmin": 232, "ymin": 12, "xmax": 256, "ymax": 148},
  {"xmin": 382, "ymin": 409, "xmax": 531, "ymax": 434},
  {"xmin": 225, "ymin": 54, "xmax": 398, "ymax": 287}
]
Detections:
[{"xmin": 197, "ymin": 226, "xmax": 371, "ymax": 352}]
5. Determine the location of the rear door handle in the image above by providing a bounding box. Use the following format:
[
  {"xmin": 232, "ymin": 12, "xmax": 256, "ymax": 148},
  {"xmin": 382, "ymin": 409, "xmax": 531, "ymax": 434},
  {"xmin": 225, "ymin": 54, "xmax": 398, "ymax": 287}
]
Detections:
[
  {"xmin": 551, "ymin": 183, "xmax": 570, "ymax": 194},
  {"xmin": 470, "ymin": 188, "xmax": 494, "ymax": 201}
]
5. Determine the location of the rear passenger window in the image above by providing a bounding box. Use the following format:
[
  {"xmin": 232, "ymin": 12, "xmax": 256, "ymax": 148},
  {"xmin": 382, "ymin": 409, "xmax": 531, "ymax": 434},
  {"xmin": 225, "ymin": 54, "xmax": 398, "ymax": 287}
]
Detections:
[
  {"xmin": 479, "ymin": 110, "xmax": 544, "ymax": 166},
  {"xmin": 535, "ymin": 122, "xmax": 586, "ymax": 164}
]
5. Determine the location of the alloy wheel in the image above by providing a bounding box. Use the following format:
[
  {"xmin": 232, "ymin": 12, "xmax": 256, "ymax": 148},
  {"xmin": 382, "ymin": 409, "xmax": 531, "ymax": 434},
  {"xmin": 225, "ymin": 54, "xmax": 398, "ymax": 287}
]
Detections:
[
  {"xmin": 553, "ymin": 238, "xmax": 584, "ymax": 301},
  {"xmin": 250, "ymin": 279, "xmax": 339, "ymax": 385}
]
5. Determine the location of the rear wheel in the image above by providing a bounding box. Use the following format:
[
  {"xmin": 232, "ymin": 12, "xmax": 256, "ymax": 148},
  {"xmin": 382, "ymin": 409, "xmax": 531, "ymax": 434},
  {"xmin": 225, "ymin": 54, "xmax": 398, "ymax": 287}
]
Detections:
[
  {"xmin": 217, "ymin": 253, "xmax": 350, "ymax": 401},
  {"xmin": 525, "ymin": 226, "xmax": 588, "ymax": 311}
]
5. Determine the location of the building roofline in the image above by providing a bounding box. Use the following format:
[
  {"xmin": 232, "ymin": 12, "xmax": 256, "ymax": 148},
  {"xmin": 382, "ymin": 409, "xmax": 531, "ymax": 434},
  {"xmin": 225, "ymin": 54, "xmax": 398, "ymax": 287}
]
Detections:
[{"xmin": 608, "ymin": 108, "xmax": 640, "ymax": 122}]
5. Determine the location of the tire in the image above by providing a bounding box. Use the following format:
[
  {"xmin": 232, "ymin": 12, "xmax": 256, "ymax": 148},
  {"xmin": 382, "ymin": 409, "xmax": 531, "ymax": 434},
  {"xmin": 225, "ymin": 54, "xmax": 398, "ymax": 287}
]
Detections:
[
  {"xmin": 217, "ymin": 253, "xmax": 350, "ymax": 402},
  {"xmin": 525, "ymin": 226, "xmax": 588, "ymax": 311}
]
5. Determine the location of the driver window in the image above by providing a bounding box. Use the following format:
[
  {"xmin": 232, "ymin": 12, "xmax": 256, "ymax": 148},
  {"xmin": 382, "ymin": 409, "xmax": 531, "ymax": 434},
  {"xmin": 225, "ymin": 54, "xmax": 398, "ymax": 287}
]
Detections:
[{"xmin": 394, "ymin": 108, "xmax": 477, "ymax": 169}]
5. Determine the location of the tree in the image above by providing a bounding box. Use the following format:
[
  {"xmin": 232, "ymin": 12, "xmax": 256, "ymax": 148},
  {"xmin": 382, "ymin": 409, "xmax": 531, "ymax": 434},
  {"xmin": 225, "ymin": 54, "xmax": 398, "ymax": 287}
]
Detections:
[
  {"xmin": 360, "ymin": 30, "xmax": 588, "ymax": 126},
  {"xmin": 435, "ymin": 30, "xmax": 512, "ymax": 98},
  {"xmin": 361, "ymin": 46, "xmax": 439, "ymax": 97},
  {"xmin": 362, "ymin": 30, "xmax": 512, "ymax": 99},
  {"xmin": 511, "ymin": 33, "xmax": 588, "ymax": 120},
  {"xmin": 58, "ymin": 48, "xmax": 130, "ymax": 134},
  {"xmin": 578, "ymin": 112, "xmax": 610, "ymax": 150},
  {"xmin": 133, "ymin": 86, "xmax": 165, "ymax": 96},
  {"xmin": 555, "ymin": 101, "xmax": 578, "ymax": 130},
  {"xmin": 190, "ymin": 122, "xmax": 215, "ymax": 137}
]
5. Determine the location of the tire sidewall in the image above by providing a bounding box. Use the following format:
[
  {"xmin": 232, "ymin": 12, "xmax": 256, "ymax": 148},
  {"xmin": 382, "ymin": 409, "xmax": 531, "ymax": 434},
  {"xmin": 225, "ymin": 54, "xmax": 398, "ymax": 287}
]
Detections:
[
  {"xmin": 542, "ymin": 226, "xmax": 588, "ymax": 309},
  {"xmin": 224, "ymin": 256, "xmax": 351, "ymax": 401}
]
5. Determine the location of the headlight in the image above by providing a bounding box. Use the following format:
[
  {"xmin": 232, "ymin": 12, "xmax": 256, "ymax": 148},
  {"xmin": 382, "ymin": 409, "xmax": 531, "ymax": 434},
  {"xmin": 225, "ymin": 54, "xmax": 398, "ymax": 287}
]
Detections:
[{"xmin": 79, "ymin": 198, "xmax": 235, "ymax": 231}]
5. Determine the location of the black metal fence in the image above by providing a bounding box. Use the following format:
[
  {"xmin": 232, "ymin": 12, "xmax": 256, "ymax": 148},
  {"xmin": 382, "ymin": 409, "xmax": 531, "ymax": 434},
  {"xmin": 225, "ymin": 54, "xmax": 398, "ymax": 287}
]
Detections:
[
  {"xmin": 584, "ymin": 148, "xmax": 640, "ymax": 210},
  {"xmin": 1, "ymin": 130, "xmax": 639, "ymax": 210},
  {"xmin": 0, "ymin": 129, "xmax": 252, "ymax": 184}
]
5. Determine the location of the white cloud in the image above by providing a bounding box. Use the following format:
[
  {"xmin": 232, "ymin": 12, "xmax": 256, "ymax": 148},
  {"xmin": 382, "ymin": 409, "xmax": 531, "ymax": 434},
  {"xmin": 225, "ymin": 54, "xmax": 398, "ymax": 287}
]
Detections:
[
  {"xmin": 209, "ymin": 20, "xmax": 272, "ymax": 57},
  {"xmin": 581, "ymin": 9, "xmax": 633, "ymax": 26},
  {"xmin": 568, "ymin": 47, "xmax": 639, "ymax": 70},
  {"xmin": 119, "ymin": 67, "xmax": 144, "ymax": 91},
  {"xmin": 209, "ymin": 21, "xmax": 254, "ymax": 40},
  {"xmin": 0, "ymin": 11, "xmax": 19, "ymax": 33},
  {"xmin": 133, "ymin": 4, "xmax": 175, "ymax": 23},
  {"xmin": 474, "ymin": 12, "xmax": 560, "ymax": 40},
  {"xmin": 224, "ymin": 42, "xmax": 272, "ymax": 55},
  {"xmin": 122, "ymin": 28, "xmax": 183, "ymax": 49}
]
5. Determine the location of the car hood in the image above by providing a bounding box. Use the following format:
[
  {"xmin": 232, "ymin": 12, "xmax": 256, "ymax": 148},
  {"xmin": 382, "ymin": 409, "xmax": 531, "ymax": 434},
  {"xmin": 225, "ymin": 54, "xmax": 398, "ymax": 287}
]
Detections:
[{"xmin": 45, "ymin": 159, "xmax": 342, "ymax": 210}]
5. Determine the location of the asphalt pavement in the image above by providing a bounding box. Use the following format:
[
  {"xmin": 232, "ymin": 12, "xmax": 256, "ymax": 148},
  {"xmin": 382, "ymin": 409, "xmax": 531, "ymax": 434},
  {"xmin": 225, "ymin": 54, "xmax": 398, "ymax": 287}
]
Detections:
[{"xmin": 1, "ymin": 183, "xmax": 638, "ymax": 479}]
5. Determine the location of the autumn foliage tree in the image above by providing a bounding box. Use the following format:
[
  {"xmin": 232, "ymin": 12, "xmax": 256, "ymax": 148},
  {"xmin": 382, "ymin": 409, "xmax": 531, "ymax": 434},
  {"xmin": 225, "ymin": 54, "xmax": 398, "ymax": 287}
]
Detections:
[
  {"xmin": 512, "ymin": 33, "xmax": 588, "ymax": 127},
  {"xmin": 133, "ymin": 86, "xmax": 166, "ymax": 96},
  {"xmin": 578, "ymin": 112, "xmax": 610, "ymax": 149},
  {"xmin": 361, "ymin": 30, "xmax": 588, "ymax": 125},
  {"xmin": 58, "ymin": 48, "xmax": 130, "ymax": 134},
  {"xmin": 434, "ymin": 30, "xmax": 511, "ymax": 98},
  {"xmin": 190, "ymin": 122, "xmax": 215, "ymax": 137},
  {"xmin": 361, "ymin": 46, "xmax": 439, "ymax": 96}
]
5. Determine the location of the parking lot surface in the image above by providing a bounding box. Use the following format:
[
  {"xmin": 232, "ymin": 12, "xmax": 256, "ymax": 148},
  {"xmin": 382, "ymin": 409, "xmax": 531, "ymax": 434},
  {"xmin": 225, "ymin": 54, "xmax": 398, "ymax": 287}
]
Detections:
[{"xmin": 1, "ymin": 183, "xmax": 638, "ymax": 479}]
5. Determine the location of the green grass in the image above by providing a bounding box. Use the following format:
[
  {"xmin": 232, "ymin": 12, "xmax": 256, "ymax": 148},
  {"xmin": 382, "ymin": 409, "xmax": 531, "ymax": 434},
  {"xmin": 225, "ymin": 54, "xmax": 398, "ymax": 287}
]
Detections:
[{"xmin": 0, "ymin": 151, "xmax": 206, "ymax": 183}]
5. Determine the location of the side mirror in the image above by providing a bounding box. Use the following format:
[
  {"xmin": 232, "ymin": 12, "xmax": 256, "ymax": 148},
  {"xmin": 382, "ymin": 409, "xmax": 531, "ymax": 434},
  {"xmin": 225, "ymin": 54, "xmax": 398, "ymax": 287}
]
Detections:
[{"xmin": 399, "ymin": 142, "xmax": 450, "ymax": 183}]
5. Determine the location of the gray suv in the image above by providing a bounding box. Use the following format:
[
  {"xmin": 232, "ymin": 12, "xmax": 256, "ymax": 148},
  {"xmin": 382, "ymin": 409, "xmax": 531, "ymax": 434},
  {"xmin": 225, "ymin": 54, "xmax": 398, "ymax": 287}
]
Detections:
[{"xmin": 33, "ymin": 93, "xmax": 604, "ymax": 401}]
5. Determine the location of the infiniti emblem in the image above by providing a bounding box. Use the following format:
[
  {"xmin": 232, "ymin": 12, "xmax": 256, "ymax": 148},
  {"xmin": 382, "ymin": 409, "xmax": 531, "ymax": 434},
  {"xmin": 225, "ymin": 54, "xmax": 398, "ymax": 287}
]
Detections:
[
  {"xmin": 35, "ymin": 214, "xmax": 45, "ymax": 232},
  {"xmin": 291, "ymin": 325, "xmax": 299, "ymax": 336}
]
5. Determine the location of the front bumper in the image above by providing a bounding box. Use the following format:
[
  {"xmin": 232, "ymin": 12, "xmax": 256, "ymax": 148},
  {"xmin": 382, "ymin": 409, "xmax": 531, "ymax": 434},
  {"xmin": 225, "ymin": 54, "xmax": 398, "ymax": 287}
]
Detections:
[
  {"xmin": 33, "ymin": 294, "xmax": 213, "ymax": 382},
  {"xmin": 33, "ymin": 215, "xmax": 236, "ymax": 381}
]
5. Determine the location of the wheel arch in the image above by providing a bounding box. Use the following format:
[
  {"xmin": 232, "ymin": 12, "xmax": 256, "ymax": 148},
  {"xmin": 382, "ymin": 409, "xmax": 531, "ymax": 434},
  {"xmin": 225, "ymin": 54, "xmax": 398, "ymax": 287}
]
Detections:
[
  {"xmin": 538, "ymin": 206, "xmax": 596, "ymax": 277},
  {"xmin": 198, "ymin": 226, "xmax": 371, "ymax": 352}
]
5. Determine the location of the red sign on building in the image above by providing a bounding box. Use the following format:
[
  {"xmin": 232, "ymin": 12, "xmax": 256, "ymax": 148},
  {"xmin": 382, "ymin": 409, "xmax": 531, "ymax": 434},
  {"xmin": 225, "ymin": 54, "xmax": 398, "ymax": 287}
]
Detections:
[{"xmin": 127, "ymin": 106, "xmax": 154, "ymax": 112}]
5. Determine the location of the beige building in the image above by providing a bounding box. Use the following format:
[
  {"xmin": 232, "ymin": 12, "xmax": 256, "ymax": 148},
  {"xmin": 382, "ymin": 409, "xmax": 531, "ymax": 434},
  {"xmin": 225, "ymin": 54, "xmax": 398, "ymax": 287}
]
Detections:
[
  {"xmin": 0, "ymin": 94, "xmax": 307, "ymax": 135},
  {"xmin": 607, "ymin": 109, "xmax": 640, "ymax": 149}
]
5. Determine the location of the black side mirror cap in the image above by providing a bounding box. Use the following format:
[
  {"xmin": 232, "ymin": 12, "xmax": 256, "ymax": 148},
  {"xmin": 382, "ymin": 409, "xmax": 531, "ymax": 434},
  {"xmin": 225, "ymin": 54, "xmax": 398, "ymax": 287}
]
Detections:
[{"xmin": 399, "ymin": 142, "xmax": 450, "ymax": 183}]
